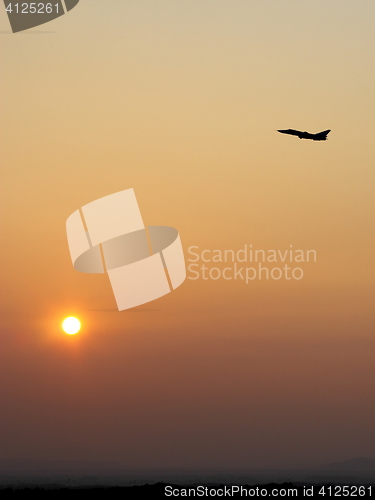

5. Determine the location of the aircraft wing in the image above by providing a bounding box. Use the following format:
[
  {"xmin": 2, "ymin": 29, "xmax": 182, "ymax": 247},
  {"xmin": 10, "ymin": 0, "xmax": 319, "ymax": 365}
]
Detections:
[{"xmin": 277, "ymin": 129, "xmax": 302, "ymax": 137}]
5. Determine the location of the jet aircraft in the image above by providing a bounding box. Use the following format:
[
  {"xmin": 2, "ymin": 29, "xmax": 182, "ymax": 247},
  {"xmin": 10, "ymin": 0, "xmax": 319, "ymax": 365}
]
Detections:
[{"xmin": 277, "ymin": 129, "xmax": 331, "ymax": 141}]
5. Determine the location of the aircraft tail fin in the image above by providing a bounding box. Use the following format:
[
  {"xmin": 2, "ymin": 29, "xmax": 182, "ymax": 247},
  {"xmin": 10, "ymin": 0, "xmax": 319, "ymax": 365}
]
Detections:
[{"xmin": 313, "ymin": 129, "xmax": 331, "ymax": 141}]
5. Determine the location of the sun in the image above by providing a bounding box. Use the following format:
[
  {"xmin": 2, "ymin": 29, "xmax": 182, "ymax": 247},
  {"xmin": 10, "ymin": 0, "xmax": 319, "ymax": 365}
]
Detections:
[{"xmin": 62, "ymin": 317, "xmax": 81, "ymax": 335}]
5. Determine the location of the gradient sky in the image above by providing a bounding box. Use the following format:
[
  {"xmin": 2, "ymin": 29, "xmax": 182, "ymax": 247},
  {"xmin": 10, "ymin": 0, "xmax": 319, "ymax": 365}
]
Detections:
[{"xmin": 1, "ymin": 0, "xmax": 375, "ymax": 470}]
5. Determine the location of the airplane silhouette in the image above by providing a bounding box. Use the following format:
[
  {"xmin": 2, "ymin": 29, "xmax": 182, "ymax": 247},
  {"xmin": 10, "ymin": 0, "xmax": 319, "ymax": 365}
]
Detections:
[{"xmin": 277, "ymin": 129, "xmax": 331, "ymax": 141}]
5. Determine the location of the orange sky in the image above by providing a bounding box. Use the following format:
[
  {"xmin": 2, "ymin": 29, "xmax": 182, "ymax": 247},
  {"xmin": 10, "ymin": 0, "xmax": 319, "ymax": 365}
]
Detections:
[{"xmin": 1, "ymin": 0, "xmax": 375, "ymax": 469}]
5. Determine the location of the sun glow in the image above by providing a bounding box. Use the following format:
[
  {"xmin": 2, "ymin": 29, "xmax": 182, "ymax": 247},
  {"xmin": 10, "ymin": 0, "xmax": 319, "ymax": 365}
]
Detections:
[{"xmin": 62, "ymin": 317, "xmax": 81, "ymax": 335}]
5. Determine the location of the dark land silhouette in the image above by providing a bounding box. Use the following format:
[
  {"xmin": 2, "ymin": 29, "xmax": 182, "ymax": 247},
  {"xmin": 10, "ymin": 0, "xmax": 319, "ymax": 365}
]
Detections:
[
  {"xmin": 0, "ymin": 482, "xmax": 375, "ymax": 499},
  {"xmin": 1, "ymin": 457, "xmax": 375, "ymax": 496}
]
